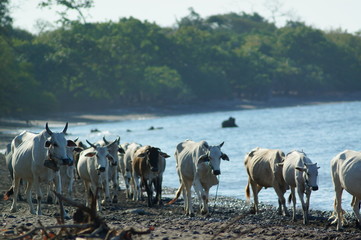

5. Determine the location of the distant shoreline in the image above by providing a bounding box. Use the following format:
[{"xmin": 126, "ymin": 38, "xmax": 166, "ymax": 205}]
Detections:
[{"xmin": 1, "ymin": 96, "xmax": 360, "ymax": 150}]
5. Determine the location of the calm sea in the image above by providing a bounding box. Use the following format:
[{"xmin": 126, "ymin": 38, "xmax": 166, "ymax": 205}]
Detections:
[{"xmin": 3, "ymin": 101, "xmax": 361, "ymax": 211}]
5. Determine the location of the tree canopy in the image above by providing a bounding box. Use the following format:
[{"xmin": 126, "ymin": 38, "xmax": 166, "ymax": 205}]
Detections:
[{"xmin": 1, "ymin": 7, "xmax": 361, "ymax": 116}]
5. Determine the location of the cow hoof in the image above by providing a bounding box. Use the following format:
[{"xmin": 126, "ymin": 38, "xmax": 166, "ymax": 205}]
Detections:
[
  {"xmin": 10, "ymin": 207, "xmax": 16, "ymax": 213},
  {"xmin": 201, "ymin": 210, "xmax": 208, "ymax": 215},
  {"xmin": 187, "ymin": 212, "xmax": 195, "ymax": 217},
  {"xmin": 47, "ymin": 196, "xmax": 53, "ymax": 204},
  {"xmin": 112, "ymin": 197, "xmax": 118, "ymax": 203}
]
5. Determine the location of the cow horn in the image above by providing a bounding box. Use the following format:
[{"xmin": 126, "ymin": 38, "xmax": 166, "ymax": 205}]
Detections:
[
  {"xmin": 103, "ymin": 136, "xmax": 109, "ymax": 144},
  {"xmin": 116, "ymin": 136, "xmax": 120, "ymax": 144},
  {"xmin": 45, "ymin": 122, "xmax": 53, "ymax": 136},
  {"xmin": 62, "ymin": 122, "xmax": 68, "ymax": 134},
  {"xmin": 86, "ymin": 140, "xmax": 97, "ymax": 149},
  {"xmin": 219, "ymin": 141, "xmax": 224, "ymax": 148},
  {"xmin": 74, "ymin": 137, "xmax": 79, "ymax": 142}
]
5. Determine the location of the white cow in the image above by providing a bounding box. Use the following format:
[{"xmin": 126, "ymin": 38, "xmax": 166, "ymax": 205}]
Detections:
[
  {"xmin": 330, "ymin": 150, "xmax": 361, "ymax": 230},
  {"xmin": 244, "ymin": 147, "xmax": 288, "ymax": 216},
  {"xmin": 282, "ymin": 150, "xmax": 319, "ymax": 224},
  {"xmin": 169, "ymin": 140, "xmax": 229, "ymax": 216},
  {"xmin": 6, "ymin": 123, "xmax": 75, "ymax": 215},
  {"xmin": 98, "ymin": 137, "xmax": 124, "ymax": 203},
  {"xmin": 120, "ymin": 142, "xmax": 142, "ymax": 199},
  {"xmin": 77, "ymin": 140, "xmax": 115, "ymax": 211}
]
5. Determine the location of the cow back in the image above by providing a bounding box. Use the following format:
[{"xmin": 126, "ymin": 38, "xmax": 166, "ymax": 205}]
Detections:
[
  {"xmin": 334, "ymin": 150, "xmax": 361, "ymax": 198},
  {"xmin": 245, "ymin": 148, "xmax": 285, "ymax": 188}
]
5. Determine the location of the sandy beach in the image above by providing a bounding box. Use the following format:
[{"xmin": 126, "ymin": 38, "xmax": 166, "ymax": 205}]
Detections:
[{"xmin": 1, "ymin": 97, "xmax": 361, "ymax": 239}]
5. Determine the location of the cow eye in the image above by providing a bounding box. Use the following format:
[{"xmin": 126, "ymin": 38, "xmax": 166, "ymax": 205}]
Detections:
[{"xmin": 53, "ymin": 143, "xmax": 58, "ymax": 147}]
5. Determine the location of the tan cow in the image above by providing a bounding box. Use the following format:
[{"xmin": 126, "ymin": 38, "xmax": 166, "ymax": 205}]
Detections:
[
  {"xmin": 244, "ymin": 147, "xmax": 288, "ymax": 216},
  {"xmin": 168, "ymin": 140, "xmax": 229, "ymax": 216},
  {"xmin": 282, "ymin": 150, "xmax": 319, "ymax": 224},
  {"xmin": 121, "ymin": 142, "xmax": 142, "ymax": 199},
  {"xmin": 330, "ymin": 150, "xmax": 361, "ymax": 230},
  {"xmin": 132, "ymin": 145, "xmax": 170, "ymax": 207}
]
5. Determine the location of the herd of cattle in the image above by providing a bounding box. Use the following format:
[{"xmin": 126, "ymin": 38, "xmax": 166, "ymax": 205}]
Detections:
[{"xmin": 2, "ymin": 123, "xmax": 361, "ymax": 231}]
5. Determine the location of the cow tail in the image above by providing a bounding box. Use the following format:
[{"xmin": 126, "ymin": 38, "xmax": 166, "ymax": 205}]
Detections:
[
  {"xmin": 3, "ymin": 186, "xmax": 14, "ymax": 200},
  {"xmin": 288, "ymin": 192, "xmax": 292, "ymax": 204},
  {"xmin": 245, "ymin": 180, "xmax": 251, "ymax": 202},
  {"xmin": 167, "ymin": 184, "xmax": 183, "ymax": 205}
]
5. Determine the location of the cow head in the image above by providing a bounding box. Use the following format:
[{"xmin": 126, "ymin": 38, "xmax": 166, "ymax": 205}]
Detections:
[
  {"xmin": 296, "ymin": 162, "xmax": 320, "ymax": 191},
  {"xmin": 201, "ymin": 142, "xmax": 229, "ymax": 176},
  {"xmin": 137, "ymin": 147, "xmax": 169, "ymax": 172},
  {"xmin": 102, "ymin": 137, "xmax": 120, "ymax": 166},
  {"xmin": 86, "ymin": 140, "xmax": 111, "ymax": 175},
  {"xmin": 44, "ymin": 122, "xmax": 76, "ymax": 166},
  {"xmin": 65, "ymin": 138, "xmax": 83, "ymax": 166}
]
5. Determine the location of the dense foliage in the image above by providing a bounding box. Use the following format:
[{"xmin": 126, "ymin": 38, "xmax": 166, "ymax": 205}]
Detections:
[{"xmin": 1, "ymin": 8, "xmax": 361, "ymax": 115}]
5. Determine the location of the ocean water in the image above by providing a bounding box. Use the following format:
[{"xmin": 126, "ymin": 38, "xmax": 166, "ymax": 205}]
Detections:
[{"xmin": 3, "ymin": 101, "xmax": 361, "ymax": 211}]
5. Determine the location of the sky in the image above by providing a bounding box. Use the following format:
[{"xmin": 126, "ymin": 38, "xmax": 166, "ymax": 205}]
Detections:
[{"xmin": 9, "ymin": 0, "xmax": 361, "ymax": 34}]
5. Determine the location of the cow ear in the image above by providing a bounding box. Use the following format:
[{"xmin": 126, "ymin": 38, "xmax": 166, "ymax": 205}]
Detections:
[
  {"xmin": 221, "ymin": 153, "xmax": 229, "ymax": 161},
  {"xmin": 161, "ymin": 152, "xmax": 170, "ymax": 158},
  {"xmin": 118, "ymin": 147, "xmax": 125, "ymax": 154},
  {"xmin": 137, "ymin": 152, "xmax": 147, "ymax": 158},
  {"xmin": 295, "ymin": 167, "xmax": 305, "ymax": 172},
  {"xmin": 198, "ymin": 154, "xmax": 209, "ymax": 163},
  {"xmin": 45, "ymin": 140, "xmax": 51, "ymax": 148},
  {"xmin": 67, "ymin": 140, "xmax": 77, "ymax": 147},
  {"xmin": 74, "ymin": 147, "xmax": 83, "ymax": 153},
  {"xmin": 85, "ymin": 152, "xmax": 96, "ymax": 157}
]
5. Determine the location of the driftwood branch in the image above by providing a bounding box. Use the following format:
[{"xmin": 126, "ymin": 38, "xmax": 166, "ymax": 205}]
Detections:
[{"xmin": 10, "ymin": 223, "xmax": 94, "ymax": 240}]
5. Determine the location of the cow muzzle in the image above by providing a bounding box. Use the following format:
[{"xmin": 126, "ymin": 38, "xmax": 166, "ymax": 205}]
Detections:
[
  {"xmin": 98, "ymin": 167, "xmax": 105, "ymax": 172},
  {"xmin": 151, "ymin": 167, "xmax": 158, "ymax": 172},
  {"xmin": 311, "ymin": 186, "xmax": 319, "ymax": 191},
  {"xmin": 62, "ymin": 158, "xmax": 73, "ymax": 166},
  {"xmin": 212, "ymin": 170, "xmax": 221, "ymax": 175}
]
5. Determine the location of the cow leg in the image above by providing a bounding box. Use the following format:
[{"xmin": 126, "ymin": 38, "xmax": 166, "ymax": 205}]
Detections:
[
  {"xmin": 153, "ymin": 176, "xmax": 163, "ymax": 205},
  {"xmin": 144, "ymin": 179, "xmax": 153, "ymax": 207},
  {"xmin": 181, "ymin": 184, "xmax": 187, "ymax": 213},
  {"xmin": 193, "ymin": 179, "xmax": 207, "ymax": 215},
  {"xmin": 250, "ymin": 180, "xmax": 261, "ymax": 213},
  {"xmin": 133, "ymin": 174, "xmax": 141, "ymax": 201},
  {"xmin": 102, "ymin": 173, "xmax": 111, "ymax": 205},
  {"xmin": 274, "ymin": 185, "xmax": 288, "ymax": 216},
  {"xmin": 125, "ymin": 176, "xmax": 131, "ymax": 199},
  {"xmin": 10, "ymin": 177, "xmax": 21, "ymax": 213},
  {"xmin": 303, "ymin": 188, "xmax": 311, "ymax": 225},
  {"xmin": 202, "ymin": 188, "xmax": 210, "ymax": 216},
  {"xmin": 33, "ymin": 177, "xmax": 43, "ymax": 215},
  {"xmin": 182, "ymin": 179, "xmax": 194, "ymax": 216},
  {"xmin": 335, "ymin": 187, "xmax": 344, "ymax": 231},
  {"xmin": 46, "ymin": 181, "xmax": 55, "ymax": 204},
  {"xmin": 352, "ymin": 197, "xmax": 361, "ymax": 226},
  {"xmin": 185, "ymin": 185, "xmax": 193, "ymax": 216},
  {"xmin": 68, "ymin": 168, "xmax": 74, "ymax": 198},
  {"xmin": 297, "ymin": 186, "xmax": 308, "ymax": 224},
  {"xmin": 290, "ymin": 187, "xmax": 297, "ymax": 221},
  {"xmin": 112, "ymin": 169, "xmax": 119, "ymax": 203},
  {"xmin": 83, "ymin": 181, "xmax": 91, "ymax": 207}
]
